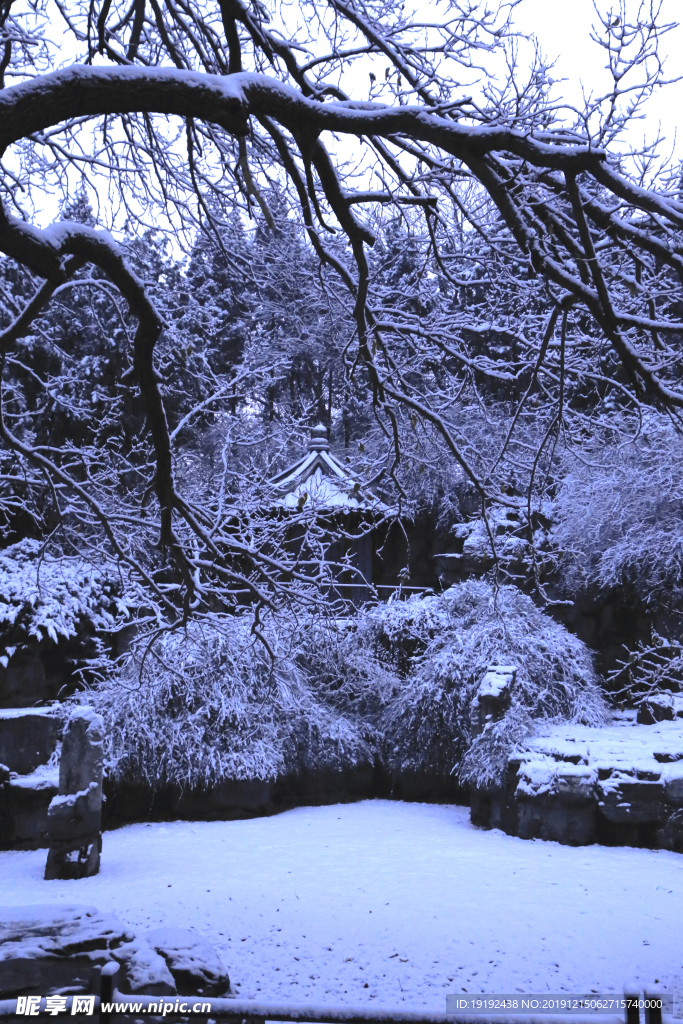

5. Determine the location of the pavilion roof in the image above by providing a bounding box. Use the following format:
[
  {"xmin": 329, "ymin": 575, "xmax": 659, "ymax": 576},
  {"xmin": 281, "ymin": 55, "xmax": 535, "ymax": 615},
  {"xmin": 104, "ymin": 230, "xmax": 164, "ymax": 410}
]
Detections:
[{"xmin": 269, "ymin": 424, "xmax": 391, "ymax": 515}]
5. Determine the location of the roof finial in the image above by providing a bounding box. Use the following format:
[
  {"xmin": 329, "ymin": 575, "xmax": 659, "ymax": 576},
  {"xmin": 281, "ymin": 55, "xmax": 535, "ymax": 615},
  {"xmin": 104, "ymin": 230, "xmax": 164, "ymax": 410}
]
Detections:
[{"xmin": 310, "ymin": 423, "xmax": 330, "ymax": 451}]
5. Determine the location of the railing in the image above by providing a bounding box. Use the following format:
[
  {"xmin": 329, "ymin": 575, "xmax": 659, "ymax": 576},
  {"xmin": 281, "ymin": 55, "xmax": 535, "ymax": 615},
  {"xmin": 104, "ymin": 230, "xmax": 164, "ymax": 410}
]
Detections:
[{"xmin": 0, "ymin": 964, "xmax": 670, "ymax": 1024}]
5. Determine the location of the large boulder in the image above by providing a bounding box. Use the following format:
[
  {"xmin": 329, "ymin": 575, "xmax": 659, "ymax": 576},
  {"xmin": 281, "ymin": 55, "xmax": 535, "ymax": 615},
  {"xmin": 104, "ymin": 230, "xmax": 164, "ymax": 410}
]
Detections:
[
  {"xmin": 0, "ymin": 905, "xmax": 132, "ymax": 998},
  {"xmin": 113, "ymin": 939, "xmax": 175, "ymax": 996}
]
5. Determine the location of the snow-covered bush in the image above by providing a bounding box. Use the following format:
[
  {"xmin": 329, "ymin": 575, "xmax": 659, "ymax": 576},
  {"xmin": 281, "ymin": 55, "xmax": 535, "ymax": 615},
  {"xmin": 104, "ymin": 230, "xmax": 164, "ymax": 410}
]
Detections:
[
  {"xmin": 551, "ymin": 419, "xmax": 683, "ymax": 610},
  {"xmin": 0, "ymin": 539, "xmax": 130, "ymax": 666},
  {"xmin": 86, "ymin": 615, "xmax": 373, "ymax": 791},
  {"xmin": 81, "ymin": 581, "xmax": 604, "ymax": 794},
  {"xmin": 308, "ymin": 581, "xmax": 607, "ymax": 788}
]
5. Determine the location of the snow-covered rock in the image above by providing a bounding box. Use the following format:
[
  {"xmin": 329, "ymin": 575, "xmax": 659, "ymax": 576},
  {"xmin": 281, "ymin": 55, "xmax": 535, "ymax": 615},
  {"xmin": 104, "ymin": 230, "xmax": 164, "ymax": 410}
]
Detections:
[
  {"xmin": 472, "ymin": 717, "xmax": 683, "ymax": 850},
  {"xmin": 0, "ymin": 906, "xmax": 232, "ymax": 998},
  {"xmin": 113, "ymin": 938, "xmax": 175, "ymax": 995},
  {"xmin": 146, "ymin": 928, "xmax": 232, "ymax": 996},
  {"xmin": 638, "ymin": 692, "xmax": 683, "ymax": 724},
  {"xmin": 0, "ymin": 905, "xmax": 132, "ymax": 998}
]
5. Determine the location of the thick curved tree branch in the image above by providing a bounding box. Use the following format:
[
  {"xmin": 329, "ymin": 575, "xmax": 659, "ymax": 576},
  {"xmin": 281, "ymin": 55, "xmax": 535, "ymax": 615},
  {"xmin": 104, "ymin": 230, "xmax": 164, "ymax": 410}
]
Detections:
[{"xmin": 1, "ymin": 0, "xmax": 683, "ymax": 625}]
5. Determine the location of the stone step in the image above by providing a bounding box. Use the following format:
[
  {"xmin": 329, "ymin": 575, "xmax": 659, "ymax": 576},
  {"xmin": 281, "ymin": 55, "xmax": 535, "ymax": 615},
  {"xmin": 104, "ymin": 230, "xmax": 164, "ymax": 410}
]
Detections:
[{"xmin": 471, "ymin": 717, "xmax": 683, "ymax": 850}]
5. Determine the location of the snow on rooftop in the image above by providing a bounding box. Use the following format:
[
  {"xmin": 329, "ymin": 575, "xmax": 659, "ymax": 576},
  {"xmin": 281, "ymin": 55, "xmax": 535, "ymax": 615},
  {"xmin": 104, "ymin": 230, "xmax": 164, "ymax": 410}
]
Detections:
[{"xmin": 269, "ymin": 425, "xmax": 391, "ymax": 514}]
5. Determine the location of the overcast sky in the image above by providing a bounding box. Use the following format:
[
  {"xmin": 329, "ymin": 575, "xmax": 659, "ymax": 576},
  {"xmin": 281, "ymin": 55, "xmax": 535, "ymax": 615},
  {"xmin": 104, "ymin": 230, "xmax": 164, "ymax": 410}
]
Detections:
[
  {"xmin": 19, "ymin": 0, "xmax": 683, "ymax": 232},
  {"xmin": 513, "ymin": 0, "xmax": 683, "ymax": 155}
]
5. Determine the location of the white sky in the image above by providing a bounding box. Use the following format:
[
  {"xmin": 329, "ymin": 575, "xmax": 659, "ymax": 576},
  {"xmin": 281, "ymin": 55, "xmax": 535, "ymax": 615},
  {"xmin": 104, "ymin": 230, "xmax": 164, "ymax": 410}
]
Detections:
[
  {"xmin": 512, "ymin": 0, "xmax": 683, "ymax": 155},
  {"xmin": 20, "ymin": 0, "xmax": 683, "ymax": 233}
]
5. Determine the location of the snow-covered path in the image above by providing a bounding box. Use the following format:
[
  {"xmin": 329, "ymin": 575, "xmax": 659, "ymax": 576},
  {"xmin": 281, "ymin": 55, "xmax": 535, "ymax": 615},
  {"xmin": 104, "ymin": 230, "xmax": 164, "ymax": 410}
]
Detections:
[{"xmin": 2, "ymin": 801, "xmax": 682, "ymax": 1006}]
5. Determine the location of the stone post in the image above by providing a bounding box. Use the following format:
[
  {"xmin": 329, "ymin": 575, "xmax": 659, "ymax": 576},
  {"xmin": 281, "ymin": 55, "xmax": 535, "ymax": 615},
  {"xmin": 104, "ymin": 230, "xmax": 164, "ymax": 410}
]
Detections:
[
  {"xmin": 470, "ymin": 665, "xmax": 516, "ymax": 738},
  {"xmin": 468, "ymin": 665, "xmax": 517, "ymax": 832},
  {"xmin": 44, "ymin": 706, "xmax": 104, "ymax": 880}
]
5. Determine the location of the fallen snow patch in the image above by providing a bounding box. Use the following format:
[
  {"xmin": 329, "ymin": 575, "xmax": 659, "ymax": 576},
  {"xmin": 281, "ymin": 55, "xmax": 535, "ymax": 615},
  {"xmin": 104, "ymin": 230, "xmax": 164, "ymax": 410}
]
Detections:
[{"xmin": 1, "ymin": 801, "xmax": 681, "ymax": 1006}]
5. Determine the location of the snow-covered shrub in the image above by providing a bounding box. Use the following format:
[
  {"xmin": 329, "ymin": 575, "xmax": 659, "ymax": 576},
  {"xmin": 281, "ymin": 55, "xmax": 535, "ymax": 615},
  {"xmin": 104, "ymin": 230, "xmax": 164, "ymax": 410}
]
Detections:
[
  {"xmin": 82, "ymin": 581, "xmax": 604, "ymax": 794},
  {"xmin": 340, "ymin": 580, "xmax": 606, "ymax": 787},
  {"xmin": 86, "ymin": 615, "xmax": 373, "ymax": 791},
  {"xmin": 0, "ymin": 539, "xmax": 130, "ymax": 666},
  {"xmin": 551, "ymin": 419, "xmax": 683, "ymax": 610},
  {"xmin": 302, "ymin": 616, "xmax": 402, "ymax": 721}
]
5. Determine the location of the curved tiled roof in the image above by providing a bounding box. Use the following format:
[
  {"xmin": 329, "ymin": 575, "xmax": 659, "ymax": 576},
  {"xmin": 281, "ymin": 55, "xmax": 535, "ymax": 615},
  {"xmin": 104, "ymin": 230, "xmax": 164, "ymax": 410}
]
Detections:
[{"xmin": 269, "ymin": 425, "xmax": 391, "ymax": 514}]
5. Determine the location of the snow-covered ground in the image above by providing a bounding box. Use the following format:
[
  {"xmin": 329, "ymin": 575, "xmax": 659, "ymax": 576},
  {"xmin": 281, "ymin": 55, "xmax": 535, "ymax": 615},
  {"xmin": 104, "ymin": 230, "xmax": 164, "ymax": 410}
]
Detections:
[{"xmin": 2, "ymin": 801, "xmax": 682, "ymax": 1007}]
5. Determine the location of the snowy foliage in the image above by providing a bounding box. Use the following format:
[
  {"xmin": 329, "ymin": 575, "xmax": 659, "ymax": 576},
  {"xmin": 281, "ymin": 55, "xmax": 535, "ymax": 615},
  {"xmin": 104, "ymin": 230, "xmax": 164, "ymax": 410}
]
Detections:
[
  {"xmin": 0, "ymin": 539, "xmax": 130, "ymax": 665},
  {"xmin": 2, "ymin": 0, "xmax": 683, "ymax": 640},
  {"xmin": 551, "ymin": 420, "xmax": 683, "ymax": 611},
  {"xmin": 608, "ymin": 632, "xmax": 683, "ymax": 706},
  {"xmin": 84, "ymin": 581, "xmax": 604, "ymax": 792},
  {"xmin": 87, "ymin": 616, "xmax": 373, "ymax": 791},
  {"xmin": 353, "ymin": 582, "xmax": 606, "ymax": 788}
]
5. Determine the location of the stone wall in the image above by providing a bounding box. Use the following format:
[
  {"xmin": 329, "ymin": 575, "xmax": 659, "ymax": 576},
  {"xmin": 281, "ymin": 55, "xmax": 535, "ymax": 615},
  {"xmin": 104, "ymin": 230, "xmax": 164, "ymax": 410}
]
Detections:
[
  {"xmin": 471, "ymin": 716, "xmax": 683, "ymax": 851},
  {"xmin": 0, "ymin": 707, "xmax": 61, "ymax": 850},
  {"xmin": 102, "ymin": 765, "xmax": 467, "ymax": 829}
]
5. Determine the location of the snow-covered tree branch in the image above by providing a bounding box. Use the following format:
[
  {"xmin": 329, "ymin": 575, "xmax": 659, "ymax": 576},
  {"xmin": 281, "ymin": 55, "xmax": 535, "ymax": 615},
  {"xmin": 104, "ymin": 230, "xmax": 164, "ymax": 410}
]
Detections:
[{"xmin": 1, "ymin": 0, "xmax": 683, "ymax": 632}]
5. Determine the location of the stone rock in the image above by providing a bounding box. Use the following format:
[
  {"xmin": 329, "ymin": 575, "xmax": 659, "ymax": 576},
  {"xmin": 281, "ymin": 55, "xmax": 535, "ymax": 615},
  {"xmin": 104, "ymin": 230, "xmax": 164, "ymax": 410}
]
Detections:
[
  {"xmin": 58, "ymin": 708, "xmax": 103, "ymax": 798},
  {"xmin": 516, "ymin": 794, "xmax": 597, "ymax": 846},
  {"xmin": 554, "ymin": 767, "xmax": 597, "ymax": 804},
  {"xmin": 0, "ymin": 906, "xmax": 189, "ymax": 998},
  {"xmin": 638, "ymin": 693, "xmax": 683, "ymax": 725},
  {"xmin": 656, "ymin": 809, "xmax": 683, "ymax": 853},
  {"xmin": 146, "ymin": 928, "xmax": 232, "ymax": 996},
  {"xmin": 0, "ymin": 904, "xmax": 131, "ymax": 953},
  {"xmin": 470, "ymin": 718, "xmax": 683, "ymax": 850},
  {"xmin": 45, "ymin": 707, "xmax": 104, "ymax": 880},
  {"xmin": 0, "ymin": 709, "xmax": 61, "ymax": 852},
  {"xmin": 665, "ymin": 769, "xmax": 683, "ymax": 805},
  {"xmin": 0, "ymin": 767, "xmax": 59, "ymax": 851},
  {"xmin": 0, "ymin": 708, "xmax": 61, "ymax": 775},
  {"xmin": 44, "ymin": 835, "xmax": 102, "ymax": 880},
  {"xmin": 597, "ymin": 774, "xmax": 665, "ymax": 824},
  {"xmin": 470, "ymin": 665, "xmax": 516, "ymax": 738},
  {"xmin": 112, "ymin": 939, "xmax": 175, "ymax": 996},
  {"xmin": 47, "ymin": 782, "xmax": 102, "ymax": 842},
  {"xmin": 0, "ymin": 905, "xmax": 132, "ymax": 998}
]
